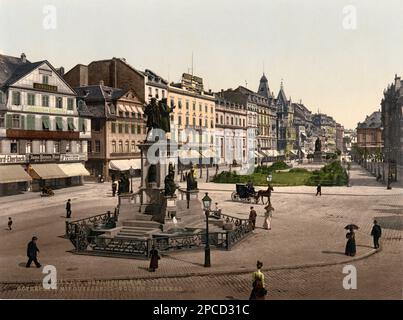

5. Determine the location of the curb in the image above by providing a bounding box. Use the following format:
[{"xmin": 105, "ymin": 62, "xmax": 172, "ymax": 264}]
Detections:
[{"xmin": 0, "ymin": 247, "xmax": 380, "ymax": 286}]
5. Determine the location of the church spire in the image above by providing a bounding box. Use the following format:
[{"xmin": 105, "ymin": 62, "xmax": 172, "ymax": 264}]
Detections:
[{"xmin": 258, "ymin": 72, "xmax": 272, "ymax": 98}]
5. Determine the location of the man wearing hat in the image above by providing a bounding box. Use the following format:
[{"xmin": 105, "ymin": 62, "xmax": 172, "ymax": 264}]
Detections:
[{"xmin": 26, "ymin": 236, "xmax": 41, "ymax": 268}]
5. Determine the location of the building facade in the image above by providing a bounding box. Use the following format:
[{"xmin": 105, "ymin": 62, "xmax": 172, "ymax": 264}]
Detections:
[
  {"xmin": 0, "ymin": 53, "xmax": 90, "ymax": 195},
  {"xmin": 381, "ymin": 75, "xmax": 403, "ymax": 183},
  {"xmin": 356, "ymin": 111, "xmax": 383, "ymax": 153},
  {"xmin": 75, "ymin": 84, "xmax": 145, "ymax": 180},
  {"xmin": 336, "ymin": 123, "xmax": 344, "ymax": 152},
  {"xmin": 293, "ymin": 102, "xmax": 314, "ymax": 157},
  {"xmin": 214, "ymin": 93, "xmax": 247, "ymax": 165},
  {"xmin": 312, "ymin": 113, "xmax": 337, "ymax": 153},
  {"xmin": 276, "ymin": 83, "xmax": 296, "ymax": 156}
]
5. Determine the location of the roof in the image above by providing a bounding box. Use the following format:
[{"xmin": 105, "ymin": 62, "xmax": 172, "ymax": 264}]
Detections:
[
  {"xmin": 0, "ymin": 54, "xmax": 45, "ymax": 87},
  {"xmin": 357, "ymin": 111, "xmax": 382, "ymax": 129}
]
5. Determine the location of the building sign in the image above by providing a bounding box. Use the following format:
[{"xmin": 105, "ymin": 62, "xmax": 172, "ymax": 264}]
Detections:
[
  {"xmin": 33, "ymin": 83, "xmax": 58, "ymax": 93},
  {"xmin": 29, "ymin": 154, "xmax": 57, "ymax": 163},
  {"xmin": 0, "ymin": 154, "xmax": 27, "ymax": 164},
  {"xmin": 60, "ymin": 153, "xmax": 87, "ymax": 162}
]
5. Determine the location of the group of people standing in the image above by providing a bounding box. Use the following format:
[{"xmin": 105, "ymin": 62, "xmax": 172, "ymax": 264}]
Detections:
[
  {"xmin": 345, "ymin": 220, "xmax": 382, "ymax": 256},
  {"xmin": 249, "ymin": 205, "xmax": 275, "ymax": 231}
]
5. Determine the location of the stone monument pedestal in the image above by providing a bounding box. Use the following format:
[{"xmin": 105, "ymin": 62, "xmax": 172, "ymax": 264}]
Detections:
[{"xmin": 313, "ymin": 151, "xmax": 323, "ymax": 163}]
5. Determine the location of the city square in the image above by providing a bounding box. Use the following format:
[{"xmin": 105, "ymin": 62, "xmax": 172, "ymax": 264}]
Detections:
[{"xmin": 0, "ymin": 0, "xmax": 402, "ymax": 303}]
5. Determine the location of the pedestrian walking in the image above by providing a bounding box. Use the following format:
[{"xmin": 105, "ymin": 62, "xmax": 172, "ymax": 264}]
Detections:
[
  {"xmin": 345, "ymin": 227, "xmax": 356, "ymax": 256},
  {"xmin": 371, "ymin": 220, "xmax": 382, "ymax": 249},
  {"xmin": 7, "ymin": 217, "xmax": 13, "ymax": 230},
  {"xmin": 316, "ymin": 183, "xmax": 322, "ymax": 196},
  {"xmin": 112, "ymin": 181, "xmax": 117, "ymax": 197},
  {"xmin": 263, "ymin": 205, "xmax": 274, "ymax": 230},
  {"xmin": 249, "ymin": 261, "xmax": 267, "ymax": 300},
  {"xmin": 249, "ymin": 207, "xmax": 257, "ymax": 230},
  {"xmin": 149, "ymin": 245, "xmax": 160, "ymax": 272},
  {"xmin": 26, "ymin": 236, "xmax": 41, "ymax": 268},
  {"xmin": 66, "ymin": 199, "xmax": 72, "ymax": 218}
]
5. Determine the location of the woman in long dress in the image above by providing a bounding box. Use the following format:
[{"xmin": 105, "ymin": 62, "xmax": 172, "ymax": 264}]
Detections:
[
  {"xmin": 345, "ymin": 229, "xmax": 356, "ymax": 256},
  {"xmin": 263, "ymin": 205, "xmax": 274, "ymax": 230},
  {"xmin": 249, "ymin": 261, "xmax": 267, "ymax": 300},
  {"xmin": 149, "ymin": 245, "xmax": 160, "ymax": 272}
]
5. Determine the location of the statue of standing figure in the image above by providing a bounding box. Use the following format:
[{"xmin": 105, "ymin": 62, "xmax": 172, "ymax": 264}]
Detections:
[
  {"xmin": 144, "ymin": 97, "xmax": 175, "ymax": 134},
  {"xmin": 164, "ymin": 164, "xmax": 177, "ymax": 197},
  {"xmin": 315, "ymin": 137, "xmax": 322, "ymax": 152}
]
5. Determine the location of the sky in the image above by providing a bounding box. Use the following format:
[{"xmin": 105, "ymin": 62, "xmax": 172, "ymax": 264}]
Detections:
[{"xmin": 1, "ymin": 0, "xmax": 402, "ymax": 129}]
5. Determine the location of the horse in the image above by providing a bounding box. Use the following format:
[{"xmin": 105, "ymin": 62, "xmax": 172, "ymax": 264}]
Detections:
[{"xmin": 255, "ymin": 185, "xmax": 274, "ymax": 205}]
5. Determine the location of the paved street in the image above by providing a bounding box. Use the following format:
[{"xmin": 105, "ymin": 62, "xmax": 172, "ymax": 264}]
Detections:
[{"xmin": 0, "ymin": 164, "xmax": 402, "ymax": 299}]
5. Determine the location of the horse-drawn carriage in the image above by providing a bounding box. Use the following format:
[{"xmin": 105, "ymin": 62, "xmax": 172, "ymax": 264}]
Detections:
[
  {"xmin": 230, "ymin": 183, "xmax": 273, "ymax": 205},
  {"xmin": 40, "ymin": 186, "xmax": 54, "ymax": 197},
  {"xmin": 231, "ymin": 183, "xmax": 259, "ymax": 203}
]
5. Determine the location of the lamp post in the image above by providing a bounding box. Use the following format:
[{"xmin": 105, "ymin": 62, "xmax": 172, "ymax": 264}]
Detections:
[
  {"xmin": 202, "ymin": 192, "xmax": 212, "ymax": 267},
  {"xmin": 129, "ymin": 166, "xmax": 134, "ymax": 193}
]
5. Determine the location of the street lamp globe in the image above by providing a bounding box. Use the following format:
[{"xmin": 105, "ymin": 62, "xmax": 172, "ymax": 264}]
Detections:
[{"xmin": 202, "ymin": 192, "xmax": 212, "ymax": 211}]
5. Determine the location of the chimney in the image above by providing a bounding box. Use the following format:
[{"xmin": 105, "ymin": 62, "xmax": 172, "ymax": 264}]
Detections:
[
  {"xmin": 21, "ymin": 53, "xmax": 27, "ymax": 63},
  {"xmin": 57, "ymin": 67, "xmax": 65, "ymax": 76},
  {"xmin": 99, "ymin": 80, "xmax": 104, "ymax": 86}
]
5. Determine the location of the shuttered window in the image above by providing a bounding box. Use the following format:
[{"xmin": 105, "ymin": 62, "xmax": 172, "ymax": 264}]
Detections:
[
  {"xmin": 56, "ymin": 117, "xmax": 63, "ymax": 131},
  {"xmin": 27, "ymin": 115, "xmax": 36, "ymax": 130},
  {"xmin": 79, "ymin": 118, "xmax": 86, "ymax": 132},
  {"xmin": 67, "ymin": 118, "xmax": 75, "ymax": 131},
  {"xmin": 42, "ymin": 116, "xmax": 50, "ymax": 130}
]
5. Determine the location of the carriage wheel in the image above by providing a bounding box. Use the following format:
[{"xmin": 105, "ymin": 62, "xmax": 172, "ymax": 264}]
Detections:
[{"xmin": 231, "ymin": 192, "xmax": 237, "ymax": 201}]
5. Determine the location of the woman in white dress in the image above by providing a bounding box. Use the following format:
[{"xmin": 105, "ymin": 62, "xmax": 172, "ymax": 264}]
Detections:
[{"xmin": 263, "ymin": 205, "xmax": 274, "ymax": 230}]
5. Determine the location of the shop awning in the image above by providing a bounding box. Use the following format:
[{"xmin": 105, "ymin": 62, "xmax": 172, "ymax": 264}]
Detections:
[
  {"xmin": 254, "ymin": 151, "xmax": 262, "ymax": 158},
  {"xmin": 0, "ymin": 165, "xmax": 32, "ymax": 184},
  {"xmin": 109, "ymin": 159, "xmax": 141, "ymax": 171},
  {"xmin": 200, "ymin": 149, "xmax": 218, "ymax": 158},
  {"xmin": 178, "ymin": 149, "xmax": 202, "ymax": 159},
  {"xmin": 59, "ymin": 163, "xmax": 90, "ymax": 177},
  {"xmin": 265, "ymin": 150, "xmax": 279, "ymax": 157},
  {"xmin": 29, "ymin": 164, "xmax": 68, "ymax": 179}
]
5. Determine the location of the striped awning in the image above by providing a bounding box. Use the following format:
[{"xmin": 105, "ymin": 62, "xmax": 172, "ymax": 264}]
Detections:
[
  {"xmin": 109, "ymin": 159, "xmax": 141, "ymax": 171},
  {"xmin": 59, "ymin": 163, "xmax": 90, "ymax": 177},
  {"xmin": 29, "ymin": 164, "xmax": 68, "ymax": 179},
  {"xmin": 0, "ymin": 165, "xmax": 32, "ymax": 184}
]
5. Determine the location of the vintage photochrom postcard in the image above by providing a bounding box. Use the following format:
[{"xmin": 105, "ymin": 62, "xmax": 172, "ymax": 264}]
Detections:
[{"xmin": 0, "ymin": 0, "xmax": 402, "ymax": 313}]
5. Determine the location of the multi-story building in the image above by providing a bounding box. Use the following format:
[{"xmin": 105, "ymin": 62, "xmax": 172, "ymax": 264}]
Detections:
[
  {"xmin": 0, "ymin": 53, "xmax": 91, "ymax": 195},
  {"xmin": 143, "ymin": 69, "xmax": 168, "ymax": 103},
  {"xmin": 64, "ymin": 57, "xmax": 146, "ymax": 102},
  {"xmin": 343, "ymin": 129, "xmax": 357, "ymax": 153},
  {"xmin": 381, "ymin": 75, "xmax": 403, "ymax": 183},
  {"xmin": 293, "ymin": 102, "xmax": 314, "ymax": 157},
  {"xmin": 276, "ymin": 83, "xmax": 296, "ymax": 156},
  {"xmin": 214, "ymin": 93, "xmax": 247, "ymax": 165},
  {"xmin": 356, "ymin": 111, "xmax": 383, "ymax": 153},
  {"xmin": 168, "ymin": 73, "xmax": 216, "ymax": 166},
  {"xmin": 336, "ymin": 123, "xmax": 344, "ymax": 152},
  {"xmin": 312, "ymin": 113, "xmax": 337, "ymax": 153},
  {"xmin": 75, "ymin": 83, "xmax": 145, "ymax": 180}
]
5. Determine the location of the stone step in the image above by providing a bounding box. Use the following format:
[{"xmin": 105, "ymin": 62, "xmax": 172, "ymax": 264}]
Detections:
[
  {"xmin": 122, "ymin": 220, "xmax": 161, "ymax": 229},
  {"xmin": 131, "ymin": 214, "xmax": 154, "ymax": 221}
]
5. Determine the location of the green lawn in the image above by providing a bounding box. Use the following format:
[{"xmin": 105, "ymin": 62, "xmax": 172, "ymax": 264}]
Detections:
[{"xmin": 213, "ymin": 171, "xmax": 312, "ymax": 186}]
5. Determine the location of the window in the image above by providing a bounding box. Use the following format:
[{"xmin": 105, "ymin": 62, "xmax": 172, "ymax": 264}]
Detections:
[
  {"xmin": 12, "ymin": 91, "xmax": 21, "ymax": 105},
  {"xmin": 199, "ymin": 118, "xmax": 202, "ymax": 127},
  {"xmin": 42, "ymin": 95, "xmax": 49, "ymax": 107},
  {"xmin": 193, "ymin": 117, "xmax": 196, "ymax": 126},
  {"xmin": 42, "ymin": 75, "xmax": 49, "ymax": 84},
  {"xmin": 170, "ymin": 99, "xmax": 175, "ymax": 107},
  {"xmin": 125, "ymin": 141, "xmax": 129, "ymax": 152},
  {"xmin": 205, "ymin": 105, "xmax": 208, "ymax": 113},
  {"xmin": 131, "ymin": 141, "xmax": 136, "ymax": 152},
  {"xmin": 211, "ymin": 120, "xmax": 214, "ymax": 128},
  {"xmin": 193, "ymin": 102, "xmax": 196, "ymax": 111},
  {"xmin": 79, "ymin": 118, "xmax": 86, "ymax": 133},
  {"xmin": 205, "ymin": 119, "xmax": 208, "ymax": 127},
  {"xmin": 0, "ymin": 91, "xmax": 4, "ymax": 104},
  {"xmin": 148, "ymin": 87, "xmax": 152, "ymax": 97},
  {"xmin": 56, "ymin": 97, "xmax": 63, "ymax": 108},
  {"xmin": 178, "ymin": 100, "xmax": 182, "ymax": 109},
  {"xmin": 26, "ymin": 142, "xmax": 32, "ymax": 154},
  {"xmin": 118, "ymin": 141, "xmax": 123, "ymax": 153},
  {"xmin": 55, "ymin": 117, "xmax": 63, "ymax": 131},
  {"xmin": 54, "ymin": 142, "xmax": 60, "ymax": 153},
  {"xmin": 131, "ymin": 124, "xmax": 136, "ymax": 134},
  {"xmin": 39, "ymin": 140, "xmax": 46, "ymax": 153},
  {"xmin": 111, "ymin": 141, "xmax": 116, "ymax": 153},
  {"xmin": 27, "ymin": 93, "xmax": 36, "ymax": 106},
  {"xmin": 65, "ymin": 141, "xmax": 70, "ymax": 153},
  {"xmin": 67, "ymin": 98, "xmax": 74, "ymax": 110},
  {"xmin": 125, "ymin": 112, "xmax": 130, "ymax": 118},
  {"xmin": 199, "ymin": 103, "xmax": 202, "ymax": 112},
  {"xmin": 90, "ymin": 118, "xmax": 100, "ymax": 132},
  {"xmin": 155, "ymin": 89, "xmax": 159, "ymax": 98},
  {"xmin": 125, "ymin": 123, "xmax": 129, "ymax": 133},
  {"xmin": 12, "ymin": 115, "xmax": 20, "ymax": 129},
  {"xmin": 11, "ymin": 141, "xmax": 18, "ymax": 154},
  {"xmin": 186, "ymin": 101, "xmax": 189, "ymax": 110},
  {"xmin": 162, "ymin": 90, "xmax": 165, "ymax": 98},
  {"xmin": 95, "ymin": 140, "xmax": 101, "ymax": 153},
  {"xmin": 137, "ymin": 125, "xmax": 141, "ymax": 134},
  {"xmin": 118, "ymin": 123, "xmax": 123, "ymax": 133},
  {"xmin": 67, "ymin": 118, "xmax": 75, "ymax": 131},
  {"xmin": 178, "ymin": 116, "xmax": 182, "ymax": 126},
  {"xmin": 0, "ymin": 114, "xmax": 4, "ymax": 128},
  {"xmin": 186, "ymin": 117, "xmax": 189, "ymax": 126},
  {"xmin": 111, "ymin": 122, "xmax": 116, "ymax": 133},
  {"xmin": 88, "ymin": 141, "xmax": 92, "ymax": 153}
]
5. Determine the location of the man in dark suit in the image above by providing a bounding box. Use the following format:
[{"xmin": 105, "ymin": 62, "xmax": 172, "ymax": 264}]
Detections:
[
  {"xmin": 66, "ymin": 199, "xmax": 72, "ymax": 218},
  {"xmin": 371, "ymin": 220, "xmax": 382, "ymax": 249},
  {"xmin": 26, "ymin": 236, "xmax": 41, "ymax": 268}
]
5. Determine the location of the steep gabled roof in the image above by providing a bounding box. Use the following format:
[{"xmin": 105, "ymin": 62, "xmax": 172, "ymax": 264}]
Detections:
[{"xmin": 357, "ymin": 111, "xmax": 382, "ymax": 129}]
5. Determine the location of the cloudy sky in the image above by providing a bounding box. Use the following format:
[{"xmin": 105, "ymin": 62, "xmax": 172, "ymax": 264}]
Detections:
[{"xmin": 1, "ymin": 0, "xmax": 402, "ymax": 129}]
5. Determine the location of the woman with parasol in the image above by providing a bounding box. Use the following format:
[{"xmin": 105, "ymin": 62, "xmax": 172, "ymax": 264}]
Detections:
[{"xmin": 345, "ymin": 224, "xmax": 358, "ymax": 256}]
